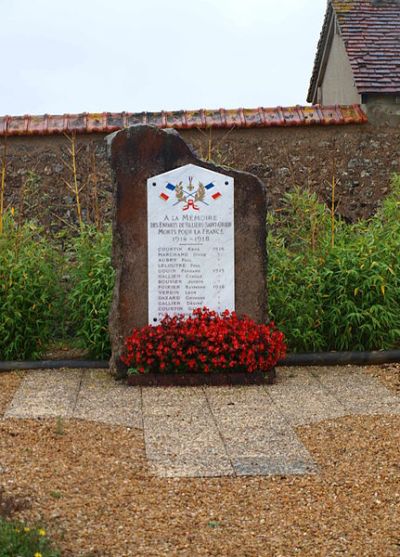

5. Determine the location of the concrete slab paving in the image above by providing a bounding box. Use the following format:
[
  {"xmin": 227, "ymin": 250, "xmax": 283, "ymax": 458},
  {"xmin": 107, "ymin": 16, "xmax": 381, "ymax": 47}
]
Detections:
[
  {"xmin": 73, "ymin": 370, "xmax": 142, "ymax": 428},
  {"xmin": 222, "ymin": 431, "xmax": 318, "ymax": 476},
  {"xmin": 267, "ymin": 384, "xmax": 347, "ymax": 426},
  {"xmin": 315, "ymin": 369, "xmax": 398, "ymax": 400},
  {"xmin": 204, "ymin": 386, "xmax": 317, "ymax": 475},
  {"xmin": 143, "ymin": 412, "xmax": 234, "ymax": 478},
  {"xmin": 233, "ymin": 456, "xmax": 317, "ymax": 476},
  {"xmin": 3, "ymin": 365, "xmax": 399, "ymax": 479},
  {"xmin": 4, "ymin": 369, "xmax": 83, "ymax": 419},
  {"xmin": 141, "ymin": 386, "xmax": 208, "ymax": 417},
  {"xmin": 315, "ymin": 369, "xmax": 400, "ymax": 415}
]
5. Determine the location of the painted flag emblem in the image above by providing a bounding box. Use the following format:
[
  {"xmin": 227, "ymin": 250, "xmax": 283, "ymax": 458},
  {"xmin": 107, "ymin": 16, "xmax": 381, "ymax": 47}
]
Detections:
[
  {"xmin": 206, "ymin": 182, "xmax": 222, "ymax": 200},
  {"xmin": 159, "ymin": 179, "xmax": 223, "ymax": 208}
]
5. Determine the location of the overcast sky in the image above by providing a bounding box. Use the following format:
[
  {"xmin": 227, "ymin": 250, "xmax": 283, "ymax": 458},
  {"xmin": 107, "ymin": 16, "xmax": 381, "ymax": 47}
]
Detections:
[{"xmin": 0, "ymin": 0, "xmax": 327, "ymax": 115}]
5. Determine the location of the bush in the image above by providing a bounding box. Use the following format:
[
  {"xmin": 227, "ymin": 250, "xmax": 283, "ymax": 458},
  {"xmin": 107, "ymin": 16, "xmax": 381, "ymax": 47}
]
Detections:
[
  {"xmin": 67, "ymin": 225, "xmax": 114, "ymax": 358},
  {"xmin": 0, "ymin": 213, "xmax": 62, "ymax": 360},
  {"xmin": 268, "ymin": 243, "xmax": 325, "ymax": 352},
  {"xmin": 122, "ymin": 308, "xmax": 286, "ymax": 374},
  {"xmin": 0, "ymin": 519, "xmax": 60, "ymax": 557},
  {"xmin": 268, "ymin": 176, "xmax": 400, "ymax": 352}
]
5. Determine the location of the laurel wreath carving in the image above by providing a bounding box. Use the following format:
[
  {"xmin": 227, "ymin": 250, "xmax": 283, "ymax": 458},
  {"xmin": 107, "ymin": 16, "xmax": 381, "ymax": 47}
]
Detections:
[
  {"xmin": 175, "ymin": 182, "xmax": 186, "ymax": 202},
  {"xmin": 194, "ymin": 182, "xmax": 205, "ymax": 202},
  {"xmin": 175, "ymin": 180, "xmax": 206, "ymax": 204}
]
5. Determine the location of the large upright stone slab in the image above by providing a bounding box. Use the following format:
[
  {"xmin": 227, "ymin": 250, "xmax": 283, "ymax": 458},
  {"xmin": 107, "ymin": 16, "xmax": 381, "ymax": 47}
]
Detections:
[{"xmin": 108, "ymin": 125, "xmax": 267, "ymax": 376}]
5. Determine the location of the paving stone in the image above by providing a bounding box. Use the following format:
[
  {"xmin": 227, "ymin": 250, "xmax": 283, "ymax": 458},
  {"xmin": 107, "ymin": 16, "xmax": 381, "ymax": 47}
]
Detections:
[
  {"xmin": 141, "ymin": 387, "xmax": 208, "ymax": 417},
  {"xmin": 204, "ymin": 385, "xmax": 271, "ymax": 403},
  {"xmin": 233, "ymin": 456, "xmax": 317, "ymax": 476},
  {"xmin": 316, "ymin": 370, "xmax": 400, "ymax": 414},
  {"xmin": 204, "ymin": 386, "xmax": 317, "ymax": 476},
  {"xmin": 204, "ymin": 386, "xmax": 288, "ymax": 428},
  {"xmin": 73, "ymin": 370, "xmax": 142, "ymax": 428},
  {"xmin": 6, "ymin": 365, "xmax": 398, "ymax": 480},
  {"xmin": 311, "ymin": 365, "xmax": 368, "ymax": 376},
  {"xmin": 270, "ymin": 385, "xmax": 346, "ymax": 426},
  {"xmin": 219, "ymin": 426, "xmax": 308, "ymax": 455},
  {"xmin": 276, "ymin": 367, "xmax": 324, "ymax": 385},
  {"xmin": 267, "ymin": 383, "xmax": 346, "ymax": 426},
  {"xmin": 148, "ymin": 460, "xmax": 234, "ymax": 478},
  {"xmin": 4, "ymin": 369, "xmax": 83, "ymax": 419},
  {"xmin": 143, "ymin": 413, "xmax": 233, "ymax": 478},
  {"xmin": 337, "ymin": 399, "xmax": 400, "ymax": 416}
]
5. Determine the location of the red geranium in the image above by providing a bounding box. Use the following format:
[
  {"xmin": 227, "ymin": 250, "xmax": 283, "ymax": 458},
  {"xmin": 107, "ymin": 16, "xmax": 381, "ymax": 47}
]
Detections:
[{"xmin": 121, "ymin": 307, "xmax": 286, "ymax": 375}]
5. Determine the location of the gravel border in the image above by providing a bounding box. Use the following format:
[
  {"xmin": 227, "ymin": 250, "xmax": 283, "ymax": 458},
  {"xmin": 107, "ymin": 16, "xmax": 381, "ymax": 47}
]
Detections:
[{"xmin": 0, "ymin": 415, "xmax": 397, "ymax": 556}]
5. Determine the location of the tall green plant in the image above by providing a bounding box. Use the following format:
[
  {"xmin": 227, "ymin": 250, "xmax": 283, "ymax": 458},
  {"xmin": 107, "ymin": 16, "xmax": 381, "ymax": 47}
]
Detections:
[
  {"xmin": 268, "ymin": 177, "xmax": 400, "ymax": 352},
  {"xmin": 0, "ymin": 212, "xmax": 62, "ymax": 360},
  {"xmin": 268, "ymin": 234, "xmax": 325, "ymax": 352},
  {"xmin": 67, "ymin": 225, "xmax": 114, "ymax": 358}
]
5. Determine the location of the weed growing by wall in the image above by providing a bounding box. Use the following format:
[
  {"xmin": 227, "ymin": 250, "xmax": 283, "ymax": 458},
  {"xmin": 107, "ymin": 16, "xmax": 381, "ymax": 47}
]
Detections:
[
  {"xmin": 67, "ymin": 225, "xmax": 114, "ymax": 358},
  {"xmin": 268, "ymin": 175, "xmax": 400, "ymax": 351},
  {"xmin": 0, "ymin": 213, "xmax": 63, "ymax": 360}
]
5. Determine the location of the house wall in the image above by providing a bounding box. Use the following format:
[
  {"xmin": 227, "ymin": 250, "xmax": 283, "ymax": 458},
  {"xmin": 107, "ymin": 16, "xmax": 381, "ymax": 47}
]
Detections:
[
  {"xmin": 2, "ymin": 123, "xmax": 399, "ymax": 236},
  {"xmin": 363, "ymin": 94, "xmax": 400, "ymax": 126},
  {"xmin": 320, "ymin": 24, "xmax": 361, "ymax": 105}
]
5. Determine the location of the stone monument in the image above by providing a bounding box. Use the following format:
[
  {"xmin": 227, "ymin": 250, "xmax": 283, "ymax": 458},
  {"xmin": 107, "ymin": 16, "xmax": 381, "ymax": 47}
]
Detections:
[{"xmin": 108, "ymin": 125, "xmax": 267, "ymax": 376}]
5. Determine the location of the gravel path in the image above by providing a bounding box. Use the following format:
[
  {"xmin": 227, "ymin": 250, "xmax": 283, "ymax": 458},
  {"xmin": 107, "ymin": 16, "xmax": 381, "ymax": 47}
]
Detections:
[
  {"xmin": 4, "ymin": 366, "xmax": 400, "ymax": 478},
  {"xmin": 1, "ymin": 366, "xmax": 399, "ymax": 556}
]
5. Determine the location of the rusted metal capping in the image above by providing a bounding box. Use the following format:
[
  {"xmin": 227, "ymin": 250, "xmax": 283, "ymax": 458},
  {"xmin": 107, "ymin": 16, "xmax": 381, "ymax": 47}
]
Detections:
[{"xmin": 0, "ymin": 105, "xmax": 367, "ymax": 137}]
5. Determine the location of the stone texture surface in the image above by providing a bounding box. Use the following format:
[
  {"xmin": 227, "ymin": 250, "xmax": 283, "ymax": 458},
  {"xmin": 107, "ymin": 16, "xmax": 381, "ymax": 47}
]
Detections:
[
  {"xmin": 108, "ymin": 125, "xmax": 267, "ymax": 376},
  {"xmin": 73, "ymin": 370, "xmax": 142, "ymax": 428},
  {"xmin": 4, "ymin": 366, "xmax": 400, "ymax": 479},
  {"xmin": 4, "ymin": 369, "xmax": 82, "ymax": 419},
  {"xmin": 268, "ymin": 370, "xmax": 346, "ymax": 426},
  {"xmin": 2, "ymin": 125, "xmax": 399, "ymax": 238},
  {"xmin": 4, "ymin": 369, "xmax": 141, "ymax": 427}
]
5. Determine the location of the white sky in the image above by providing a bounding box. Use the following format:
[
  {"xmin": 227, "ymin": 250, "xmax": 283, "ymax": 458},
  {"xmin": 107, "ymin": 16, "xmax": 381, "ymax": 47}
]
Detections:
[{"xmin": 0, "ymin": 0, "xmax": 327, "ymax": 115}]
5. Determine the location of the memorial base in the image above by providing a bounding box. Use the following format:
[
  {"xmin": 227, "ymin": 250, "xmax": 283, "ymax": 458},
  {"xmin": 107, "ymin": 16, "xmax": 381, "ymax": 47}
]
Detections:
[{"xmin": 126, "ymin": 368, "xmax": 276, "ymax": 387}]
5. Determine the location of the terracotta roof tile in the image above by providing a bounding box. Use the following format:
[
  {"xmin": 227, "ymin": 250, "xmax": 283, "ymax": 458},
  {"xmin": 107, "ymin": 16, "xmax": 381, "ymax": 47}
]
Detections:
[
  {"xmin": 308, "ymin": 0, "xmax": 400, "ymax": 101},
  {"xmin": 0, "ymin": 105, "xmax": 367, "ymax": 137}
]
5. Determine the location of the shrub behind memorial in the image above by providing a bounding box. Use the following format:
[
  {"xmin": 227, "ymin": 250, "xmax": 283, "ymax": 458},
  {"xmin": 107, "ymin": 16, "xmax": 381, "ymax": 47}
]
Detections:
[
  {"xmin": 0, "ymin": 212, "xmax": 62, "ymax": 360},
  {"xmin": 1, "ymin": 177, "xmax": 399, "ymax": 360},
  {"xmin": 268, "ymin": 175, "xmax": 400, "ymax": 352},
  {"xmin": 67, "ymin": 225, "xmax": 114, "ymax": 358}
]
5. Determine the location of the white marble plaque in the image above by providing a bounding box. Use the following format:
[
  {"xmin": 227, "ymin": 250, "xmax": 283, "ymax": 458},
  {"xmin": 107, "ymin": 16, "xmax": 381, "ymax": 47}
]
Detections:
[{"xmin": 147, "ymin": 163, "xmax": 234, "ymax": 324}]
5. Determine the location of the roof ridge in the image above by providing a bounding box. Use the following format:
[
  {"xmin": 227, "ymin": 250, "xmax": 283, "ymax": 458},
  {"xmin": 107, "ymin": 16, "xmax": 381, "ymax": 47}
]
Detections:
[{"xmin": 0, "ymin": 105, "xmax": 367, "ymax": 137}]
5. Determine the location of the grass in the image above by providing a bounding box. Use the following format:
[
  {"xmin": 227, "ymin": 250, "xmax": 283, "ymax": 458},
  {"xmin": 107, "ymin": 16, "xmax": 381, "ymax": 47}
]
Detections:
[{"xmin": 0, "ymin": 519, "xmax": 60, "ymax": 557}]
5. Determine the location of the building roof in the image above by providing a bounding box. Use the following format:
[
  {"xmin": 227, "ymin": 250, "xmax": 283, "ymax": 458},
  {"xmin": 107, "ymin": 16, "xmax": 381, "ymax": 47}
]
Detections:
[
  {"xmin": 0, "ymin": 105, "xmax": 367, "ymax": 137},
  {"xmin": 308, "ymin": 0, "xmax": 400, "ymax": 102}
]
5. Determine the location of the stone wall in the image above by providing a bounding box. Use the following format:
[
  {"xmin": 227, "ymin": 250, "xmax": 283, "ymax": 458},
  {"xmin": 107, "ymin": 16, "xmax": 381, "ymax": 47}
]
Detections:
[
  {"xmin": 363, "ymin": 94, "xmax": 400, "ymax": 126},
  {"xmin": 2, "ymin": 122, "xmax": 399, "ymax": 235}
]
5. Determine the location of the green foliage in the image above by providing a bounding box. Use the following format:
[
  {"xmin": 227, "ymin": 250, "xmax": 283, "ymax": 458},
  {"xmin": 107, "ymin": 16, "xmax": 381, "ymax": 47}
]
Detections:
[
  {"xmin": 268, "ymin": 176, "xmax": 400, "ymax": 352},
  {"xmin": 2, "ymin": 174, "xmax": 399, "ymax": 360},
  {"xmin": 268, "ymin": 242, "xmax": 325, "ymax": 352},
  {"xmin": 0, "ymin": 213, "xmax": 63, "ymax": 360},
  {"xmin": 0, "ymin": 519, "xmax": 60, "ymax": 557},
  {"xmin": 67, "ymin": 225, "xmax": 114, "ymax": 358}
]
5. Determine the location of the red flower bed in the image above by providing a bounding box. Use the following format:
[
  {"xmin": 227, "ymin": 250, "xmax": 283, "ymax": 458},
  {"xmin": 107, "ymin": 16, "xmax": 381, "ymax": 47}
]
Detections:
[{"xmin": 121, "ymin": 308, "xmax": 286, "ymax": 375}]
